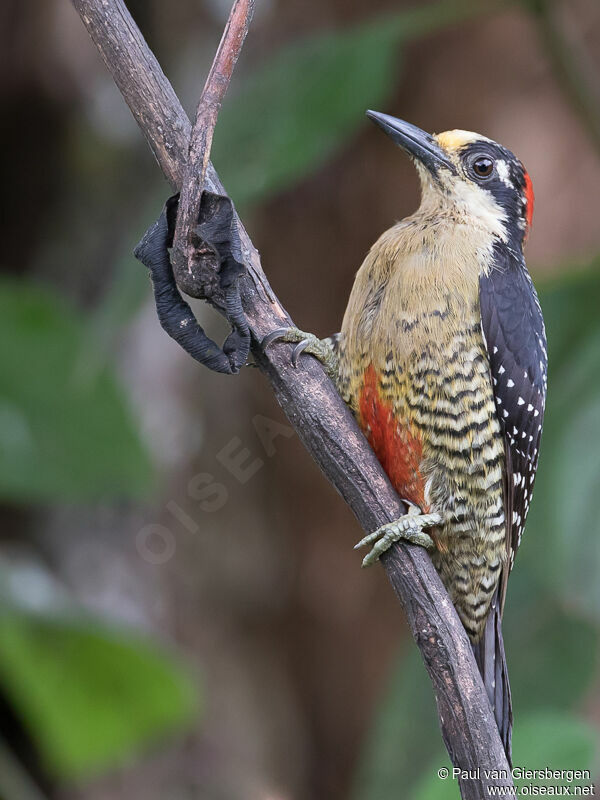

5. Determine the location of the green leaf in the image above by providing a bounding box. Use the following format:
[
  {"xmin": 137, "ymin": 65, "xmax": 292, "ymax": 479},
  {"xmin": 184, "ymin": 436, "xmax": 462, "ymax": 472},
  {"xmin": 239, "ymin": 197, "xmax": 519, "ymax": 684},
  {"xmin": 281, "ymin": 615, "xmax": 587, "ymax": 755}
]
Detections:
[
  {"xmin": 0, "ymin": 609, "xmax": 198, "ymax": 780},
  {"xmin": 213, "ymin": 2, "xmax": 483, "ymax": 207},
  {"xmin": 0, "ymin": 278, "xmax": 153, "ymax": 502}
]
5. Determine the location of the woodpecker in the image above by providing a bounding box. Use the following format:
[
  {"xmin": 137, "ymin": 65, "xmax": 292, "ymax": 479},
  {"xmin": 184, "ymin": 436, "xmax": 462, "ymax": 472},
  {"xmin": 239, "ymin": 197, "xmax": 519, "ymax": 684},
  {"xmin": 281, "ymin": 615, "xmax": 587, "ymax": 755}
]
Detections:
[{"xmin": 264, "ymin": 111, "xmax": 547, "ymax": 761}]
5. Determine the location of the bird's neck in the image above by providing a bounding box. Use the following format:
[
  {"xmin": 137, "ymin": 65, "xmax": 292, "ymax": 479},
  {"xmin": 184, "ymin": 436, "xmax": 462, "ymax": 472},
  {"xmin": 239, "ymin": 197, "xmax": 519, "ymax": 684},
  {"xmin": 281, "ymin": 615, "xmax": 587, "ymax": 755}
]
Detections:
[
  {"xmin": 369, "ymin": 211, "xmax": 499, "ymax": 301},
  {"xmin": 341, "ymin": 209, "xmax": 522, "ymax": 355}
]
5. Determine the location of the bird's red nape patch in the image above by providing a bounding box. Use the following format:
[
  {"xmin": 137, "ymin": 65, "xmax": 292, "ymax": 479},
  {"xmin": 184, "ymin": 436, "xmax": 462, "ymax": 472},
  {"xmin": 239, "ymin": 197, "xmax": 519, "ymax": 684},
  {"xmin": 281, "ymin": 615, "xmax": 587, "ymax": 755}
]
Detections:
[
  {"xmin": 358, "ymin": 365, "xmax": 426, "ymax": 510},
  {"xmin": 523, "ymin": 169, "xmax": 534, "ymax": 233}
]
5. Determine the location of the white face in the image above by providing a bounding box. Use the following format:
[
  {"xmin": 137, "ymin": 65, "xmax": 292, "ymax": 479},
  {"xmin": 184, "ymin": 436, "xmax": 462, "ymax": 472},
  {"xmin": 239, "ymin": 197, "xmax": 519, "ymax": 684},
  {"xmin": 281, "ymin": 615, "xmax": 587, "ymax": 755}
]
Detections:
[{"xmin": 414, "ymin": 129, "xmax": 517, "ymax": 242}]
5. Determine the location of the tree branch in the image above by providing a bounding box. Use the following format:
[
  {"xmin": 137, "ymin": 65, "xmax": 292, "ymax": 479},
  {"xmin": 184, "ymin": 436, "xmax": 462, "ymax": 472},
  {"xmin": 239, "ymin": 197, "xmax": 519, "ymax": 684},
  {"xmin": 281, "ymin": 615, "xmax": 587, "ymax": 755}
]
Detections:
[
  {"xmin": 172, "ymin": 0, "xmax": 255, "ymax": 297},
  {"xmin": 70, "ymin": 1, "xmax": 514, "ymax": 796}
]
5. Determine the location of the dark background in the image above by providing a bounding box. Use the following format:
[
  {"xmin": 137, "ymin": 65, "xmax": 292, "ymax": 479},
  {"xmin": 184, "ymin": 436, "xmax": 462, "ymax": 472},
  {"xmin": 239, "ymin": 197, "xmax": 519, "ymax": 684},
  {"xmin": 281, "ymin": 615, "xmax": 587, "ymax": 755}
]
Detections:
[{"xmin": 1, "ymin": 0, "xmax": 599, "ymax": 798}]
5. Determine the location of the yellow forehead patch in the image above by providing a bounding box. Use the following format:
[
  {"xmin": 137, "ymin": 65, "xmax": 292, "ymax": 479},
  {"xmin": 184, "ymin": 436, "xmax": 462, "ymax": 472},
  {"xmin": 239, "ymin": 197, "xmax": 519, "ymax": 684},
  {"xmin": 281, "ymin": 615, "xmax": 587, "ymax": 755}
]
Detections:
[{"xmin": 434, "ymin": 129, "xmax": 489, "ymax": 152}]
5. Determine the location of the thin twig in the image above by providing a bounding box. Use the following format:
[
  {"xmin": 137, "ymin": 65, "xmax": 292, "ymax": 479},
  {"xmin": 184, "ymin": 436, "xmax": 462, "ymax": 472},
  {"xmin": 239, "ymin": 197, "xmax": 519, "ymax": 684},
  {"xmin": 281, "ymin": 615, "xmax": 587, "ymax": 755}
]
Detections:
[
  {"xmin": 172, "ymin": 0, "xmax": 255, "ymax": 295},
  {"xmin": 70, "ymin": 1, "xmax": 514, "ymax": 796}
]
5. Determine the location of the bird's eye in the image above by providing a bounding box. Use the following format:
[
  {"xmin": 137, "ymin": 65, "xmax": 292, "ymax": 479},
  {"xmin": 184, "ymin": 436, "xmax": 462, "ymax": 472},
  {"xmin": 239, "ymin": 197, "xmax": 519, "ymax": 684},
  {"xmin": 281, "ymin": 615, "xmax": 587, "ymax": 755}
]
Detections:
[{"xmin": 472, "ymin": 156, "xmax": 494, "ymax": 179}]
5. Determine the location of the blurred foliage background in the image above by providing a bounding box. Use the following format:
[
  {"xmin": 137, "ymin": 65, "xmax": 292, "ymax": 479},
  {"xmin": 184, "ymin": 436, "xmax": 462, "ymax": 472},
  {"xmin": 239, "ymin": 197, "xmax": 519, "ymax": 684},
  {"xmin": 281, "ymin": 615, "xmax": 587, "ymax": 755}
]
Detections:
[{"xmin": 1, "ymin": 0, "xmax": 599, "ymax": 798}]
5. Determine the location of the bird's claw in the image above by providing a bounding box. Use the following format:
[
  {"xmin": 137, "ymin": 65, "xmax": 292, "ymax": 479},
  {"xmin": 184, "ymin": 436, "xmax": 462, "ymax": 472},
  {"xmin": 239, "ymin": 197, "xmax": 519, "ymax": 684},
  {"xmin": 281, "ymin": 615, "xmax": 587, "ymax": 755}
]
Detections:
[
  {"xmin": 262, "ymin": 326, "xmax": 338, "ymax": 380},
  {"xmin": 261, "ymin": 327, "xmax": 291, "ymax": 351},
  {"xmin": 355, "ymin": 511, "xmax": 442, "ymax": 567},
  {"xmin": 291, "ymin": 338, "xmax": 310, "ymax": 368},
  {"xmin": 262, "ymin": 327, "xmax": 310, "ymax": 369}
]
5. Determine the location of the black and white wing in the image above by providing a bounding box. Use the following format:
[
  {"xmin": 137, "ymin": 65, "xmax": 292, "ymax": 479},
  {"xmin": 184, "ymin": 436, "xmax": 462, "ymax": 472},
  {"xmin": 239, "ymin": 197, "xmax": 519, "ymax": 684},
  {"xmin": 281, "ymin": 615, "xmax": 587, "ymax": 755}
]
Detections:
[{"xmin": 479, "ymin": 243, "xmax": 547, "ymax": 608}]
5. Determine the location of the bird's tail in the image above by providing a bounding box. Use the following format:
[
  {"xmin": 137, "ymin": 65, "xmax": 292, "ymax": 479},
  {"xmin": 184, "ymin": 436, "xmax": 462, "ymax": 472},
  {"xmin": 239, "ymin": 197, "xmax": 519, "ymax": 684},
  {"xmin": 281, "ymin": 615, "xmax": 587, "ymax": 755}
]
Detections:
[{"xmin": 472, "ymin": 593, "xmax": 513, "ymax": 765}]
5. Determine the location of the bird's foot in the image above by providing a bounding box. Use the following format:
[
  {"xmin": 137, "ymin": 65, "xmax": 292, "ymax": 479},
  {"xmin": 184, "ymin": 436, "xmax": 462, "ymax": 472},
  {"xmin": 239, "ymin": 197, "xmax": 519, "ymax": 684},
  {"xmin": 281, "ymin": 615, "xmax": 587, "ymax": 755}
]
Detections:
[
  {"xmin": 262, "ymin": 327, "xmax": 338, "ymax": 380},
  {"xmin": 355, "ymin": 502, "xmax": 442, "ymax": 567}
]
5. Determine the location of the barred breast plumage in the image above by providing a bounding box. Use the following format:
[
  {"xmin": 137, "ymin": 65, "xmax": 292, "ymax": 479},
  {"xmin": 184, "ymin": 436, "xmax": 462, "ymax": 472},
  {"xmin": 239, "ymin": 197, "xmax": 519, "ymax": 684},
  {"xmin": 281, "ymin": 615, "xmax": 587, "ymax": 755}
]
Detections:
[{"xmin": 336, "ymin": 218, "xmax": 507, "ymax": 640}]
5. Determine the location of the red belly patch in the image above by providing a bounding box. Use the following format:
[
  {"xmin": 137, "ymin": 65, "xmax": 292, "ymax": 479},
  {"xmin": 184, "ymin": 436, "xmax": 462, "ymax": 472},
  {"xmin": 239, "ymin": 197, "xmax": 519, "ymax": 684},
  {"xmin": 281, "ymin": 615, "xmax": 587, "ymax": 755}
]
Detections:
[{"xmin": 358, "ymin": 364, "xmax": 426, "ymax": 510}]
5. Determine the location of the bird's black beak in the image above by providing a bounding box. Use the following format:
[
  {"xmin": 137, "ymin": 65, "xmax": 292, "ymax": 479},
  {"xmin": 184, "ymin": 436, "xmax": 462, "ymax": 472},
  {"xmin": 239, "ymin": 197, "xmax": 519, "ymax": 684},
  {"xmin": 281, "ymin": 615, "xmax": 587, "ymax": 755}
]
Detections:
[{"xmin": 366, "ymin": 111, "xmax": 456, "ymax": 176}]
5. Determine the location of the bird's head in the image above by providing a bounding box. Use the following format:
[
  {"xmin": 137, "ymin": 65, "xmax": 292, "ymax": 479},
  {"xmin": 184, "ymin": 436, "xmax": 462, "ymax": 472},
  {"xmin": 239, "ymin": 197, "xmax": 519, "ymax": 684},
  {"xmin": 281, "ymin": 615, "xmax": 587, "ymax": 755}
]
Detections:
[{"xmin": 367, "ymin": 111, "xmax": 534, "ymax": 246}]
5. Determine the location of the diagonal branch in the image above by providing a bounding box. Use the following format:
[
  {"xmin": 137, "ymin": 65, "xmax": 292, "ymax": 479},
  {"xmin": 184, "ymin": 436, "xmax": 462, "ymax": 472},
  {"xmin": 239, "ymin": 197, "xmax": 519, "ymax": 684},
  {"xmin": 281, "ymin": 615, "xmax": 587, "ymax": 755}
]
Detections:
[
  {"xmin": 172, "ymin": 0, "xmax": 255, "ymax": 297},
  {"xmin": 70, "ymin": 1, "xmax": 514, "ymax": 796}
]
